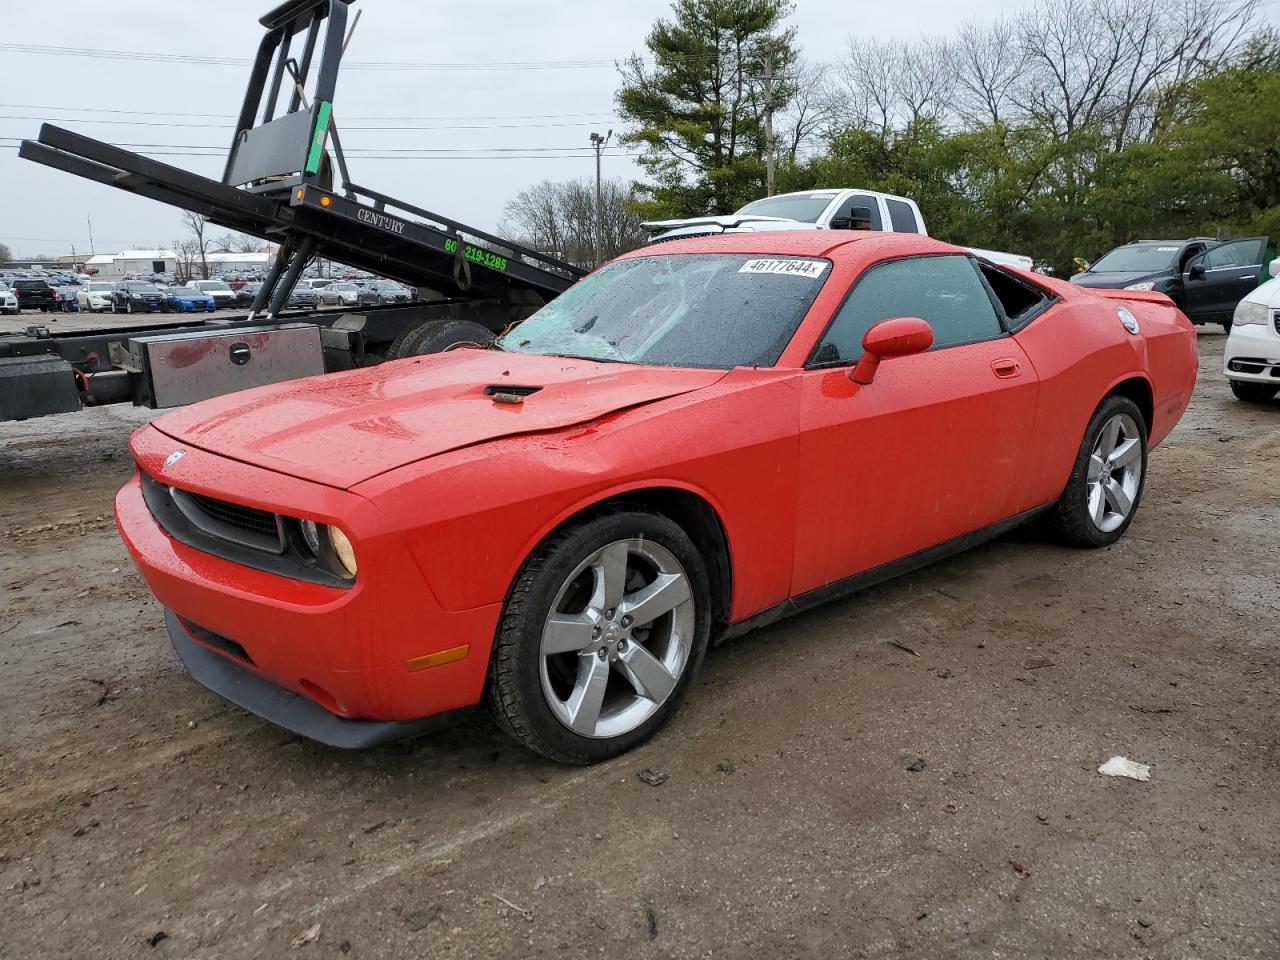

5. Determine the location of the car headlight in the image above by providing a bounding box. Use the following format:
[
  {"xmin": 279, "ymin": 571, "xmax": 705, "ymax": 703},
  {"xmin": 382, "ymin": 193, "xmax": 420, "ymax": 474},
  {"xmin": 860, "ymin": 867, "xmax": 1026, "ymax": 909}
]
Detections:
[
  {"xmin": 131, "ymin": 293, "xmax": 143, "ymax": 300},
  {"xmin": 296, "ymin": 519, "xmax": 357, "ymax": 578},
  {"xmin": 330, "ymin": 527, "xmax": 358, "ymax": 576},
  {"xmin": 1233, "ymin": 300, "xmax": 1268, "ymax": 327},
  {"xmin": 1124, "ymin": 281, "xmax": 1157, "ymax": 291}
]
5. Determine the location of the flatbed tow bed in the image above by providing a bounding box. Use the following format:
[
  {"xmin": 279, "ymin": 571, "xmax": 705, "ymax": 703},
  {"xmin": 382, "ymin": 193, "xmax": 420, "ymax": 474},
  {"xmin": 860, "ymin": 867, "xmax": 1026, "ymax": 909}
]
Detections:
[{"xmin": 2, "ymin": 0, "xmax": 586, "ymax": 422}]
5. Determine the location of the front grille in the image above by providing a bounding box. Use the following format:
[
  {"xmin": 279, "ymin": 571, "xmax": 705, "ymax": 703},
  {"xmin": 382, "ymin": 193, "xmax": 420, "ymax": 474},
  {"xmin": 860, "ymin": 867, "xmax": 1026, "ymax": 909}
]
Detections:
[
  {"xmin": 138, "ymin": 472, "xmax": 351, "ymax": 587},
  {"xmin": 1273, "ymin": 310, "xmax": 1279, "ymax": 336},
  {"xmin": 169, "ymin": 486, "xmax": 284, "ymax": 553},
  {"xmin": 188, "ymin": 491, "xmax": 280, "ymax": 540}
]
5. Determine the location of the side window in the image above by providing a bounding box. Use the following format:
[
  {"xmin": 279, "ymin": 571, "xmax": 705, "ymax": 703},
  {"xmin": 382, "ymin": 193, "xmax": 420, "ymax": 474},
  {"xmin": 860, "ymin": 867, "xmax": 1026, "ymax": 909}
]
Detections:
[
  {"xmin": 1177, "ymin": 244, "xmax": 1204, "ymax": 272},
  {"xmin": 812, "ymin": 256, "xmax": 1003, "ymax": 365},
  {"xmin": 834, "ymin": 194, "xmax": 883, "ymax": 230},
  {"xmin": 1202, "ymin": 238, "xmax": 1265, "ymax": 270},
  {"xmin": 885, "ymin": 199, "xmax": 921, "ymax": 234},
  {"xmin": 977, "ymin": 263, "xmax": 1051, "ymax": 330}
]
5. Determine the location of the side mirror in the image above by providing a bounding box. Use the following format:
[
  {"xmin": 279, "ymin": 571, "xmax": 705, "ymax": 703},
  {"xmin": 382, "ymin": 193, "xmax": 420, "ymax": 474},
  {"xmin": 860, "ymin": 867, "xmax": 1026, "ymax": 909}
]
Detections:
[
  {"xmin": 1187, "ymin": 261, "xmax": 1205, "ymax": 281},
  {"xmin": 1269, "ymin": 257, "xmax": 1279, "ymax": 279},
  {"xmin": 1072, "ymin": 257, "xmax": 1091, "ymax": 273},
  {"xmin": 830, "ymin": 206, "xmax": 874, "ymax": 231},
  {"xmin": 850, "ymin": 317, "xmax": 934, "ymax": 384}
]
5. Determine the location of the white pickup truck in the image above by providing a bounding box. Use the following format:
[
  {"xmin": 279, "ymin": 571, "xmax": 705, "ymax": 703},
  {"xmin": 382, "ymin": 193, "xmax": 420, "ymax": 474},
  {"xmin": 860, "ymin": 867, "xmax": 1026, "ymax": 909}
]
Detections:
[{"xmin": 642, "ymin": 189, "xmax": 1035, "ymax": 271}]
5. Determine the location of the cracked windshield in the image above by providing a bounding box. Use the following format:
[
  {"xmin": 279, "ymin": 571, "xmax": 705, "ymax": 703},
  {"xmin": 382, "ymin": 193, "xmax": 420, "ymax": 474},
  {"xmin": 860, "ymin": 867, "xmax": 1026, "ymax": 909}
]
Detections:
[{"xmin": 499, "ymin": 254, "xmax": 831, "ymax": 369}]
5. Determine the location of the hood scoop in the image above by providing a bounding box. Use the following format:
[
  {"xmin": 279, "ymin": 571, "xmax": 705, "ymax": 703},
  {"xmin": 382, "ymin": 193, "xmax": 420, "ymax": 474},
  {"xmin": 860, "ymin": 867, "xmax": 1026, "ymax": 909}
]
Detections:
[{"xmin": 484, "ymin": 384, "xmax": 543, "ymax": 405}]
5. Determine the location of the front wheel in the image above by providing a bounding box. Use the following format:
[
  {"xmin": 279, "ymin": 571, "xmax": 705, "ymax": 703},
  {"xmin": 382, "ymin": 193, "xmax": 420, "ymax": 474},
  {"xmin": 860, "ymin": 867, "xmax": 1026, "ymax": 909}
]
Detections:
[
  {"xmin": 1229, "ymin": 380, "xmax": 1278, "ymax": 404},
  {"xmin": 487, "ymin": 511, "xmax": 712, "ymax": 764},
  {"xmin": 1044, "ymin": 394, "xmax": 1148, "ymax": 548}
]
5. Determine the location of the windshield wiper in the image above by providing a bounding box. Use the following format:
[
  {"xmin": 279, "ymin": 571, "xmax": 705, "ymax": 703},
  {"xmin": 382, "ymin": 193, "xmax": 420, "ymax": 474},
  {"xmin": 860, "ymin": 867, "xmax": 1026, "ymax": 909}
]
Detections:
[{"xmin": 543, "ymin": 352, "xmax": 629, "ymax": 364}]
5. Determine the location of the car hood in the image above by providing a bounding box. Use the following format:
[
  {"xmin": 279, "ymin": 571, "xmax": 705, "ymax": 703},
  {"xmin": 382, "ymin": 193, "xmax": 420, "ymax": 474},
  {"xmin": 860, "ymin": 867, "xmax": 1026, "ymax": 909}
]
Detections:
[
  {"xmin": 151, "ymin": 350, "xmax": 727, "ymax": 489},
  {"xmin": 1069, "ymin": 270, "xmax": 1163, "ymax": 289}
]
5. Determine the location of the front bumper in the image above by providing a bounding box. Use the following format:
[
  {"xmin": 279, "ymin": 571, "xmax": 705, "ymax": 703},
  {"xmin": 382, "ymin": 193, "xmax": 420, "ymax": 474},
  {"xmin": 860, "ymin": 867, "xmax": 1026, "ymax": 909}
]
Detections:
[
  {"xmin": 168, "ymin": 299, "xmax": 216, "ymax": 312},
  {"xmin": 165, "ymin": 610, "xmax": 468, "ymax": 747},
  {"xmin": 1224, "ymin": 321, "xmax": 1280, "ymax": 384},
  {"xmin": 115, "ymin": 425, "xmax": 501, "ymax": 740}
]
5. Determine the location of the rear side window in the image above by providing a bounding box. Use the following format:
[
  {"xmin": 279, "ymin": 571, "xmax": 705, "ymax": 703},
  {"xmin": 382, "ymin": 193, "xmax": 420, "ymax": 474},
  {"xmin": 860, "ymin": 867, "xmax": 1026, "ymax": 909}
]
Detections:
[
  {"xmin": 977, "ymin": 263, "xmax": 1051, "ymax": 330},
  {"xmin": 886, "ymin": 199, "xmax": 921, "ymax": 233},
  {"xmin": 812, "ymin": 255, "xmax": 1002, "ymax": 365}
]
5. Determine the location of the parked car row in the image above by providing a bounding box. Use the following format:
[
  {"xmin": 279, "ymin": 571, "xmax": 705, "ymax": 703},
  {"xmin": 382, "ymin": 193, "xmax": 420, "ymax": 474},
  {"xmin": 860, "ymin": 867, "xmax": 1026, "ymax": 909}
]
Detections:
[{"xmin": 0, "ymin": 265, "xmax": 416, "ymax": 317}]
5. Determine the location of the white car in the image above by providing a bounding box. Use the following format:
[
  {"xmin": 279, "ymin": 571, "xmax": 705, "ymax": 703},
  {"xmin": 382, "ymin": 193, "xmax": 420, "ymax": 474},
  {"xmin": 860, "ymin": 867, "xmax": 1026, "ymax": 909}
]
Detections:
[
  {"xmin": 186, "ymin": 279, "xmax": 236, "ymax": 308},
  {"xmin": 78, "ymin": 280, "xmax": 116, "ymax": 312},
  {"xmin": 0, "ymin": 281, "xmax": 17, "ymax": 314},
  {"xmin": 1224, "ymin": 257, "xmax": 1280, "ymax": 403}
]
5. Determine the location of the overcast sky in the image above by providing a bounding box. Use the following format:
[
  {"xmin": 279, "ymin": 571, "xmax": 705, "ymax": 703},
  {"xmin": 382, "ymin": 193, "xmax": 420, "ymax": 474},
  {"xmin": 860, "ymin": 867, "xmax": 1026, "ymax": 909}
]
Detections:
[{"xmin": 1, "ymin": 0, "xmax": 1276, "ymax": 258}]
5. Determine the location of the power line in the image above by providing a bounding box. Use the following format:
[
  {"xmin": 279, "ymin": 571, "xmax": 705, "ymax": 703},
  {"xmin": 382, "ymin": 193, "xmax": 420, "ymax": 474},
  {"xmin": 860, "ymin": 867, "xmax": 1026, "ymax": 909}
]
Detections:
[
  {"xmin": 0, "ymin": 136, "xmax": 636, "ymax": 155},
  {"xmin": 0, "ymin": 114, "xmax": 616, "ymax": 131},
  {"xmin": 0, "ymin": 103, "xmax": 621, "ymax": 122},
  {"xmin": 0, "ymin": 42, "xmax": 719, "ymax": 71},
  {"xmin": 0, "ymin": 144, "xmax": 634, "ymax": 161}
]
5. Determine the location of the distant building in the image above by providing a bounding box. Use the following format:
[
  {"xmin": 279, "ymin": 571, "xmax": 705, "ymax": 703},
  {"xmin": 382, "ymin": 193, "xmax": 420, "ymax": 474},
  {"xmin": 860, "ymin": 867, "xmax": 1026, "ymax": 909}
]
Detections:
[
  {"xmin": 86, "ymin": 249, "xmax": 178, "ymax": 278},
  {"xmin": 204, "ymin": 251, "xmax": 273, "ymax": 274}
]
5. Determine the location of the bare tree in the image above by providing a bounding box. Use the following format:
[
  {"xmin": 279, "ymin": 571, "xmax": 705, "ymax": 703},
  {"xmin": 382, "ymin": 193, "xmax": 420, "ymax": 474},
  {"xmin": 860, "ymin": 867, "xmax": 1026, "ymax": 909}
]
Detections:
[
  {"xmin": 951, "ymin": 19, "xmax": 1028, "ymax": 127},
  {"xmin": 1014, "ymin": 0, "xmax": 1261, "ymax": 141},
  {"xmin": 181, "ymin": 211, "xmax": 211, "ymax": 279},
  {"xmin": 502, "ymin": 178, "xmax": 646, "ymax": 268},
  {"xmin": 214, "ymin": 232, "xmax": 263, "ymax": 254},
  {"xmin": 779, "ymin": 61, "xmax": 841, "ymax": 159},
  {"xmin": 830, "ymin": 37, "xmax": 956, "ymax": 139}
]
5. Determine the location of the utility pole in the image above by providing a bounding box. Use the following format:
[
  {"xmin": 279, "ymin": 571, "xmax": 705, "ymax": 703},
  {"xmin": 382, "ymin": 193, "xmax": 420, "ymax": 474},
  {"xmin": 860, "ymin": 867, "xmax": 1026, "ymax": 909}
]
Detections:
[
  {"xmin": 760, "ymin": 53, "xmax": 776, "ymax": 197},
  {"xmin": 87, "ymin": 213, "xmax": 95, "ymax": 255},
  {"xmin": 589, "ymin": 130, "xmax": 612, "ymax": 266}
]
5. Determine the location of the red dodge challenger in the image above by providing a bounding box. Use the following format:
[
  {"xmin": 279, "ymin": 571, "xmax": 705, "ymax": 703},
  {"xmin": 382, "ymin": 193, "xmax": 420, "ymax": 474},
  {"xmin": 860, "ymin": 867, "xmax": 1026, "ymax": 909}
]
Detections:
[{"xmin": 115, "ymin": 232, "xmax": 1197, "ymax": 763}]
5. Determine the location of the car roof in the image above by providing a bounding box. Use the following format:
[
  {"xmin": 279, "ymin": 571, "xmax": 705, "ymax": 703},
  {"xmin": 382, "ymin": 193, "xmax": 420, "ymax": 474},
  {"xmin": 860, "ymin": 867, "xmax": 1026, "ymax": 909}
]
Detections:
[{"xmin": 618, "ymin": 230, "xmax": 961, "ymax": 261}]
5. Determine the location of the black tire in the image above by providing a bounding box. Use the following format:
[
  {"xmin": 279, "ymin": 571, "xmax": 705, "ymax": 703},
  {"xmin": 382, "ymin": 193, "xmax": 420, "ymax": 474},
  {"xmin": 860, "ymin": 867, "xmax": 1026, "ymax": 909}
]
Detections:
[
  {"xmin": 386, "ymin": 318, "xmax": 494, "ymax": 360},
  {"xmin": 487, "ymin": 510, "xmax": 712, "ymax": 764},
  {"xmin": 1229, "ymin": 380, "xmax": 1278, "ymax": 404},
  {"xmin": 1220, "ymin": 320, "xmax": 1232, "ymax": 334},
  {"xmin": 1043, "ymin": 394, "xmax": 1148, "ymax": 548}
]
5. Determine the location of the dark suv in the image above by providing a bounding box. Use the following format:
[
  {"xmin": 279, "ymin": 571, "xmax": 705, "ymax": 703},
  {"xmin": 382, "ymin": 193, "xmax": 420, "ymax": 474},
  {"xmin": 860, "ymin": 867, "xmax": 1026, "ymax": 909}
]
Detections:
[
  {"xmin": 1071, "ymin": 237, "xmax": 1272, "ymax": 331},
  {"xmin": 111, "ymin": 281, "xmax": 167, "ymax": 313},
  {"xmin": 11, "ymin": 278, "xmax": 60, "ymax": 312}
]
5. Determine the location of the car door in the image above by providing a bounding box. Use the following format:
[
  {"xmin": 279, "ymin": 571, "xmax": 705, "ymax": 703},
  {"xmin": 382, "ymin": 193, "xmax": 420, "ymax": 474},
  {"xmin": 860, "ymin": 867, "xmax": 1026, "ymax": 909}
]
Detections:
[
  {"xmin": 1183, "ymin": 237, "xmax": 1268, "ymax": 324},
  {"xmin": 791, "ymin": 254, "xmax": 1039, "ymax": 596}
]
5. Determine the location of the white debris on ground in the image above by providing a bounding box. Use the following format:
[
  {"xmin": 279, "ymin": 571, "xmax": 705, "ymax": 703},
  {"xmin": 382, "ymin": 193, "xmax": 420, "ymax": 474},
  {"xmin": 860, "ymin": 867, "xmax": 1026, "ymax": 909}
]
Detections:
[{"xmin": 1098, "ymin": 756, "xmax": 1152, "ymax": 781}]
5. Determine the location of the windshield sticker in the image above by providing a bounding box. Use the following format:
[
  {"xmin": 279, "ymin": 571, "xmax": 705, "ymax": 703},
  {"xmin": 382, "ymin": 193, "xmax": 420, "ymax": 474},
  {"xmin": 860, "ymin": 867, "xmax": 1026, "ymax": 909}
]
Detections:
[
  {"xmin": 1156, "ymin": 246, "xmax": 1178, "ymax": 252},
  {"xmin": 738, "ymin": 259, "xmax": 829, "ymax": 279}
]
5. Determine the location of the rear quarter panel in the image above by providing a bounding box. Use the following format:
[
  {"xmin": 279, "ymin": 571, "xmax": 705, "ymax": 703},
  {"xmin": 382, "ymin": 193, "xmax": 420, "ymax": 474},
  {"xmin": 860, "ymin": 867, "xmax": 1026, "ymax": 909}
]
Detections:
[{"xmin": 1014, "ymin": 285, "xmax": 1195, "ymax": 507}]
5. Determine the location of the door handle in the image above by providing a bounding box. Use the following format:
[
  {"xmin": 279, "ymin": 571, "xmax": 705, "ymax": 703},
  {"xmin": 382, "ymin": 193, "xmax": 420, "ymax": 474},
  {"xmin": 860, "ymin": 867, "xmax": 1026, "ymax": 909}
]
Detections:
[{"xmin": 992, "ymin": 358, "xmax": 1021, "ymax": 378}]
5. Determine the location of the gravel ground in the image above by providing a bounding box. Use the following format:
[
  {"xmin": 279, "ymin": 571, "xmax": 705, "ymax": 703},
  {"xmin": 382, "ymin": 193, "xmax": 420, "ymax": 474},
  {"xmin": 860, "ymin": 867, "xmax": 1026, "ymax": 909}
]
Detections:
[{"xmin": 0, "ymin": 331, "xmax": 1277, "ymax": 959}]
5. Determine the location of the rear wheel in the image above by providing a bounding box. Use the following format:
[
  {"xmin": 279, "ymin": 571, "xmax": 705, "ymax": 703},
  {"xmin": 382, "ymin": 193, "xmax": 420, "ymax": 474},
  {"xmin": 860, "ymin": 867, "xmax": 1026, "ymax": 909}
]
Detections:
[
  {"xmin": 1229, "ymin": 380, "xmax": 1278, "ymax": 403},
  {"xmin": 1044, "ymin": 394, "xmax": 1148, "ymax": 548},
  {"xmin": 487, "ymin": 510, "xmax": 712, "ymax": 764}
]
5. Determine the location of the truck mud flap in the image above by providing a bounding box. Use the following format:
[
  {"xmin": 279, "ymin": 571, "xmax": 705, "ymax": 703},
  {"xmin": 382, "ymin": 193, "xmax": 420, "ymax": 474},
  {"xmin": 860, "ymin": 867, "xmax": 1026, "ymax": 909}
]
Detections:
[{"xmin": 0, "ymin": 355, "xmax": 81, "ymax": 421}]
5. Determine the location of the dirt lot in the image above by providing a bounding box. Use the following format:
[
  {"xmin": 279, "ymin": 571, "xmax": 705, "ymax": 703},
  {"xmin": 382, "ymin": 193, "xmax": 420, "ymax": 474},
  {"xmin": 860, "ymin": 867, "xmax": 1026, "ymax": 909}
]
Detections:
[{"xmin": 1, "ymin": 332, "xmax": 1277, "ymax": 959}]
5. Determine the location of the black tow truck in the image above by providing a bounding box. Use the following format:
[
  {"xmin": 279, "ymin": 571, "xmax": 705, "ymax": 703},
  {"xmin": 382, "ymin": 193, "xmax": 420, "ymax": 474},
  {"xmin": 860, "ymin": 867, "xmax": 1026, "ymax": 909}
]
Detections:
[{"xmin": 1, "ymin": 0, "xmax": 585, "ymax": 422}]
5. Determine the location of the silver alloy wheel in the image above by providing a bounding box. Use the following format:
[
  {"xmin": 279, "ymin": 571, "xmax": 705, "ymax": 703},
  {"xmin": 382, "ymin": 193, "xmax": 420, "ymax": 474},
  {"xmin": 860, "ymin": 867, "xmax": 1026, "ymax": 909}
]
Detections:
[
  {"xmin": 539, "ymin": 538, "xmax": 694, "ymax": 740},
  {"xmin": 1087, "ymin": 412, "xmax": 1143, "ymax": 533}
]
